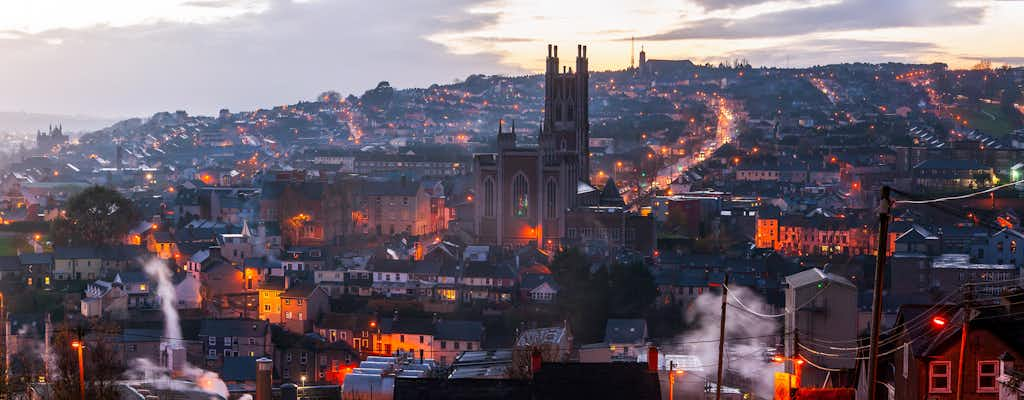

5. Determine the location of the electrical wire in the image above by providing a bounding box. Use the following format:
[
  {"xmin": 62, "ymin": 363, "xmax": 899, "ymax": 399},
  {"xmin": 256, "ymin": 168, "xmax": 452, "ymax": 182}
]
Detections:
[
  {"xmin": 891, "ymin": 179, "xmax": 1024, "ymax": 205},
  {"xmin": 723, "ymin": 281, "xmax": 833, "ymax": 319}
]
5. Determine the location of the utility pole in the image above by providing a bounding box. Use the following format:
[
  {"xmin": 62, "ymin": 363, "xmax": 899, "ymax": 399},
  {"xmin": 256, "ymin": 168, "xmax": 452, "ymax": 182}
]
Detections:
[
  {"xmin": 715, "ymin": 274, "xmax": 729, "ymax": 400},
  {"xmin": 867, "ymin": 186, "xmax": 892, "ymax": 400},
  {"xmin": 955, "ymin": 286, "xmax": 973, "ymax": 400}
]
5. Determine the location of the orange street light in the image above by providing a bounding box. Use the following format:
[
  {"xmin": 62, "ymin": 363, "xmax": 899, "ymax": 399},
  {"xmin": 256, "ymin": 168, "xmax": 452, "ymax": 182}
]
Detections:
[{"xmin": 71, "ymin": 340, "xmax": 85, "ymax": 400}]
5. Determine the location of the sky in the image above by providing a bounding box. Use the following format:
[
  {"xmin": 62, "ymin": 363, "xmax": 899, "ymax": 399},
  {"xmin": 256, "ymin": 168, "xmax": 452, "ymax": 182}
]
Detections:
[{"xmin": 1, "ymin": 0, "xmax": 1022, "ymax": 118}]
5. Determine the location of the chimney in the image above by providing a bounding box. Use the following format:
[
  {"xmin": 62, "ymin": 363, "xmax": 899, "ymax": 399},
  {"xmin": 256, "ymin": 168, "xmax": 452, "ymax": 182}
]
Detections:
[
  {"xmin": 280, "ymin": 383, "xmax": 298, "ymax": 400},
  {"xmin": 531, "ymin": 349, "xmax": 542, "ymax": 374},
  {"xmin": 553, "ymin": 45, "xmax": 558, "ymax": 57},
  {"xmin": 255, "ymin": 357, "xmax": 273, "ymax": 400},
  {"xmin": 647, "ymin": 346, "xmax": 659, "ymax": 373}
]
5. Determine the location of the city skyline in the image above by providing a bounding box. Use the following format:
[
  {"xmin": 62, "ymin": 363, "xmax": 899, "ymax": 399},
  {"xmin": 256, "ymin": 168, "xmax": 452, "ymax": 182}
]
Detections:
[{"xmin": 2, "ymin": 0, "xmax": 1023, "ymax": 118}]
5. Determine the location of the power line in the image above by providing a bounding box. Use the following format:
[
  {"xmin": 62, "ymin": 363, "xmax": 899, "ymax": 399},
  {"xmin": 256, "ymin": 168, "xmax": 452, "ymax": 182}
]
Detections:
[
  {"xmin": 891, "ymin": 179, "xmax": 1024, "ymax": 205},
  {"xmin": 724, "ymin": 282, "xmax": 833, "ymax": 319}
]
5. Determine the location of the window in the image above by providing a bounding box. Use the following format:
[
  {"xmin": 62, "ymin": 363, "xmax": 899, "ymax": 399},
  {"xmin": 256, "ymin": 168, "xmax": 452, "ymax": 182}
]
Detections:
[
  {"xmin": 419, "ymin": 336, "xmax": 424, "ymax": 344},
  {"xmin": 454, "ymin": 341, "xmax": 460, "ymax": 350},
  {"xmin": 285, "ymin": 311, "xmax": 293, "ymax": 319},
  {"xmin": 127, "ymin": 344, "xmax": 137, "ymax": 352},
  {"xmin": 249, "ymin": 338, "xmax": 256, "ymax": 345},
  {"xmin": 209, "ymin": 336, "xmax": 216, "ymax": 346},
  {"xmin": 284, "ymin": 299, "xmax": 291, "ymax": 305},
  {"xmin": 929, "ymin": 361, "xmax": 952, "ymax": 393},
  {"xmin": 208, "ymin": 349, "xmax": 217, "ymax": 358},
  {"xmin": 483, "ymin": 178, "xmax": 495, "ymax": 218},
  {"xmin": 400, "ymin": 335, "xmax": 405, "ymax": 343},
  {"xmin": 546, "ymin": 179, "xmax": 558, "ymax": 219},
  {"xmin": 512, "ymin": 173, "xmax": 529, "ymax": 217},
  {"xmin": 978, "ymin": 360, "xmax": 999, "ymax": 393},
  {"xmin": 225, "ymin": 337, "xmax": 232, "ymax": 346},
  {"xmin": 297, "ymin": 299, "xmax": 303, "ymax": 305},
  {"xmin": 441, "ymin": 341, "xmax": 447, "ymax": 349},
  {"xmin": 264, "ymin": 304, "xmax": 271, "ymax": 311}
]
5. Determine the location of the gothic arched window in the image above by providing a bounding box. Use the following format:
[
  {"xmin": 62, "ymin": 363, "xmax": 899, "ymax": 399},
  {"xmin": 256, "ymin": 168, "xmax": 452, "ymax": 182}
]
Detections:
[
  {"xmin": 513, "ymin": 173, "xmax": 529, "ymax": 218},
  {"xmin": 483, "ymin": 177, "xmax": 495, "ymax": 218},
  {"xmin": 546, "ymin": 179, "xmax": 558, "ymax": 219}
]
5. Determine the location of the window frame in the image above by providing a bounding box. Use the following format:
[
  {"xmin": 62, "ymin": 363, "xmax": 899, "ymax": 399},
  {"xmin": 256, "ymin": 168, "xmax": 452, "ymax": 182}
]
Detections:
[
  {"xmin": 929, "ymin": 361, "xmax": 953, "ymax": 394},
  {"xmin": 977, "ymin": 360, "xmax": 999, "ymax": 393}
]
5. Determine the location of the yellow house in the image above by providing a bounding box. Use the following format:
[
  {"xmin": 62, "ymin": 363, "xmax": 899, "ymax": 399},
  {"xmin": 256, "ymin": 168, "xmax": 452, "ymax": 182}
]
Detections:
[{"xmin": 53, "ymin": 247, "xmax": 101, "ymax": 280}]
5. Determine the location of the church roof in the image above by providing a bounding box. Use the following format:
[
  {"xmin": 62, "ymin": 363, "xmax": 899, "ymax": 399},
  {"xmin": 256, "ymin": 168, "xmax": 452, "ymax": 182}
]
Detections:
[
  {"xmin": 577, "ymin": 181, "xmax": 597, "ymax": 195},
  {"xmin": 599, "ymin": 178, "xmax": 625, "ymax": 207}
]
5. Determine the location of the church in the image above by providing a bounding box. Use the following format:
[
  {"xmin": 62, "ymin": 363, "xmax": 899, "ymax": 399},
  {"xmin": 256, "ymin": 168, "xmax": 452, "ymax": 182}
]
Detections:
[{"xmin": 474, "ymin": 44, "xmax": 603, "ymax": 247}]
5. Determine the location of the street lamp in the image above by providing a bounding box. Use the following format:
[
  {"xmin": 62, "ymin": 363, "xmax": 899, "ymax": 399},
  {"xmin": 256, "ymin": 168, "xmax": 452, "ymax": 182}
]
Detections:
[
  {"xmin": 772, "ymin": 354, "xmax": 805, "ymax": 387},
  {"xmin": 668, "ymin": 367, "xmax": 685, "ymax": 400},
  {"xmin": 71, "ymin": 340, "xmax": 85, "ymax": 400}
]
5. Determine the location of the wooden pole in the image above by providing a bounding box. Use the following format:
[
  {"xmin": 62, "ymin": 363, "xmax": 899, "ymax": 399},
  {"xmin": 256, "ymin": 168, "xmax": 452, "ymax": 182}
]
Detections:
[
  {"xmin": 955, "ymin": 287, "xmax": 972, "ymax": 400},
  {"xmin": 715, "ymin": 274, "xmax": 729, "ymax": 400},
  {"xmin": 867, "ymin": 186, "xmax": 892, "ymax": 400}
]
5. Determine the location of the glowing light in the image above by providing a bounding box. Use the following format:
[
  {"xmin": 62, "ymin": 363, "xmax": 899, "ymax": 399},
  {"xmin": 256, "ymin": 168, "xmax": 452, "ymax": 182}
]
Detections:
[{"xmin": 932, "ymin": 317, "xmax": 947, "ymax": 327}]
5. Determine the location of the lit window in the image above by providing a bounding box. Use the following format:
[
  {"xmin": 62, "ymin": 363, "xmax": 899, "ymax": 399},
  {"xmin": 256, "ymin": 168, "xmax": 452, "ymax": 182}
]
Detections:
[
  {"xmin": 978, "ymin": 361, "xmax": 999, "ymax": 393},
  {"xmin": 512, "ymin": 174, "xmax": 529, "ymax": 217},
  {"xmin": 929, "ymin": 361, "xmax": 952, "ymax": 393}
]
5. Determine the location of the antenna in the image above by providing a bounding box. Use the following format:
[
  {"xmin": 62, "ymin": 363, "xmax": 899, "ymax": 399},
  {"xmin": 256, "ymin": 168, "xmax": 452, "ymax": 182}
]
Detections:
[{"xmin": 630, "ymin": 36, "xmax": 635, "ymax": 70}]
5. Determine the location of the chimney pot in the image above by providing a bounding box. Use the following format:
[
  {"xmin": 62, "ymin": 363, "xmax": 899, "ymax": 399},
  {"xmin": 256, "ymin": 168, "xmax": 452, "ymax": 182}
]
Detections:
[{"xmin": 647, "ymin": 346, "xmax": 658, "ymax": 372}]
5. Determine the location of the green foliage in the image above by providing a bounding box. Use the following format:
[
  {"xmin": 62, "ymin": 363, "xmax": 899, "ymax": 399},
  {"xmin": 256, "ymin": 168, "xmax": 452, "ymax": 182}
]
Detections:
[
  {"xmin": 607, "ymin": 262, "xmax": 658, "ymax": 318},
  {"xmin": 50, "ymin": 186, "xmax": 139, "ymax": 246},
  {"xmin": 549, "ymin": 249, "xmax": 659, "ymax": 342}
]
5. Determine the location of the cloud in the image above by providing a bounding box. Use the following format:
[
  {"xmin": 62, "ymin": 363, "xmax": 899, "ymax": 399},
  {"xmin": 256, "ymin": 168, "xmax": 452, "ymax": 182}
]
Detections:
[
  {"xmin": 0, "ymin": 0, "xmax": 518, "ymax": 117},
  {"xmin": 641, "ymin": 0, "xmax": 988, "ymax": 40},
  {"xmin": 689, "ymin": 0, "xmax": 774, "ymax": 10},
  {"xmin": 720, "ymin": 38, "xmax": 940, "ymax": 66}
]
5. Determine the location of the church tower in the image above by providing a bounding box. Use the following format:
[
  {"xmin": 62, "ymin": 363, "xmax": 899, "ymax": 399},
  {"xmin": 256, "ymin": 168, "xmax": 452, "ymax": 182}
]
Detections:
[{"xmin": 540, "ymin": 44, "xmax": 590, "ymax": 207}]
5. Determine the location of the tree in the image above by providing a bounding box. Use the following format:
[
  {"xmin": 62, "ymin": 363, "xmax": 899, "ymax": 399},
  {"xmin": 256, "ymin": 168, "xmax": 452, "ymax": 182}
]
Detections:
[
  {"xmin": 607, "ymin": 262, "xmax": 657, "ymax": 318},
  {"xmin": 549, "ymin": 248, "xmax": 608, "ymax": 343},
  {"xmin": 50, "ymin": 185, "xmax": 139, "ymax": 246}
]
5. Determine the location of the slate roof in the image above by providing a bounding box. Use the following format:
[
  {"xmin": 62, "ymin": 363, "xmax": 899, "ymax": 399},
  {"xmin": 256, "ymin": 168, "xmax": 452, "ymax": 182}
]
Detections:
[
  {"xmin": 19, "ymin": 253, "xmax": 52, "ymax": 266},
  {"xmin": 434, "ymin": 320, "xmax": 485, "ymax": 342},
  {"xmin": 371, "ymin": 259, "xmax": 415, "ymax": 273},
  {"xmin": 0, "ymin": 256, "xmax": 21, "ymax": 272},
  {"xmin": 221, "ymin": 356, "xmax": 259, "ymax": 382},
  {"xmin": 785, "ymin": 268, "xmax": 856, "ymax": 289},
  {"xmin": 198, "ymin": 319, "xmax": 268, "ymax": 338},
  {"xmin": 604, "ymin": 319, "xmax": 647, "ymax": 344},
  {"xmin": 53, "ymin": 246, "xmax": 99, "ymax": 259}
]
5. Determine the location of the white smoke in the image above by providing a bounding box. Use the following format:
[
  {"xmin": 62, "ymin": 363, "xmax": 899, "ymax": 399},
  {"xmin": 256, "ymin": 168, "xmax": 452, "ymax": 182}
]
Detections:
[
  {"xmin": 144, "ymin": 259, "xmax": 181, "ymax": 345},
  {"xmin": 142, "ymin": 258, "xmax": 230, "ymax": 399},
  {"xmin": 670, "ymin": 285, "xmax": 784, "ymax": 398}
]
